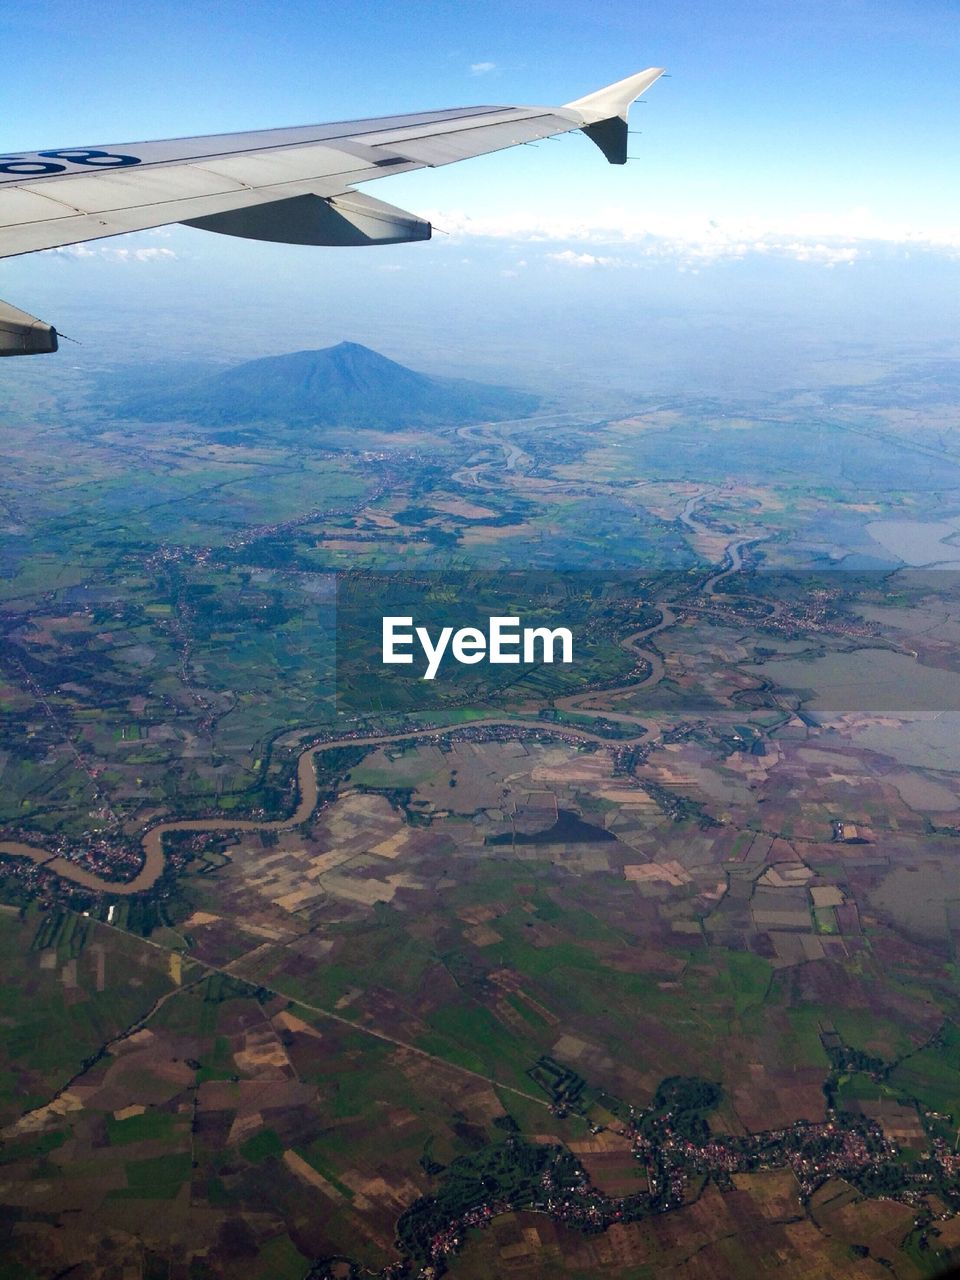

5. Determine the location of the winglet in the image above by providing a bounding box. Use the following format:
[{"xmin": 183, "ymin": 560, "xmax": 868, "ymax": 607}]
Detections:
[{"xmin": 564, "ymin": 67, "xmax": 665, "ymax": 164}]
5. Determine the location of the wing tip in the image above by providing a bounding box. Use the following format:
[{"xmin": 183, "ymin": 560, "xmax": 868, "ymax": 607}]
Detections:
[
  {"xmin": 565, "ymin": 67, "xmax": 666, "ymax": 122},
  {"xmin": 563, "ymin": 67, "xmax": 665, "ymax": 164}
]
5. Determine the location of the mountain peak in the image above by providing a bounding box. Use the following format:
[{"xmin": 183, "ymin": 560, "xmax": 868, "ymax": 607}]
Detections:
[{"xmin": 329, "ymin": 340, "xmax": 376, "ymax": 354}]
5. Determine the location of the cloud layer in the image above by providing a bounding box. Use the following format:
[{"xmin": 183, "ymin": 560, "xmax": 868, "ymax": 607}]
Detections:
[
  {"xmin": 426, "ymin": 206, "xmax": 960, "ymax": 268},
  {"xmin": 52, "ymin": 244, "xmax": 178, "ymax": 264}
]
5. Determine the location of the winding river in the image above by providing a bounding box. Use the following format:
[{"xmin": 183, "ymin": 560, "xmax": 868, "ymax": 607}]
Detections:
[
  {"xmin": 0, "ymin": 716, "xmax": 655, "ymax": 897},
  {"xmin": 0, "ymin": 493, "xmax": 751, "ymax": 896}
]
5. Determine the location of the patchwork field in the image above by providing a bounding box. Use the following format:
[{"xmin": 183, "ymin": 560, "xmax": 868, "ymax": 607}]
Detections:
[{"xmin": 4, "ymin": 363, "xmax": 960, "ymax": 1275}]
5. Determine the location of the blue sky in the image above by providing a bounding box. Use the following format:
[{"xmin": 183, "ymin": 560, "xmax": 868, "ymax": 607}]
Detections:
[{"xmin": 2, "ymin": 0, "xmax": 959, "ymax": 388}]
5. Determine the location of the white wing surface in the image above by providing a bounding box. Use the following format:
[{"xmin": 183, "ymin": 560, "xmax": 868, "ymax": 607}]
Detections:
[{"xmin": 0, "ymin": 68, "xmax": 664, "ymax": 354}]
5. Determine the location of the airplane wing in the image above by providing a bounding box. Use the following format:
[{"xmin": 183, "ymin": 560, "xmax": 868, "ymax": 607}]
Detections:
[{"xmin": 0, "ymin": 68, "xmax": 664, "ymax": 355}]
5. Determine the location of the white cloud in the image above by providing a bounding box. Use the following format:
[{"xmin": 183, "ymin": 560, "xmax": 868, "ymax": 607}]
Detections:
[
  {"xmin": 780, "ymin": 242, "xmax": 859, "ymax": 268},
  {"xmin": 110, "ymin": 246, "xmax": 178, "ymax": 263},
  {"xmin": 547, "ymin": 250, "xmax": 616, "ymax": 268},
  {"xmin": 52, "ymin": 244, "xmax": 96, "ymax": 259},
  {"xmin": 424, "ymin": 206, "xmax": 960, "ymax": 268},
  {"xmin": 469, "ymin": 61, "xmax": 496, "ymax": 75},
  {"xmin": 49, "ymin": 243, "xmax": 177, "ymax": 264}
]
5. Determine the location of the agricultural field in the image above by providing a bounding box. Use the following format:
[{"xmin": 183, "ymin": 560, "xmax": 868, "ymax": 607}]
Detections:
[{"xmin": 3, "ymin": 361, "xmax": 960, "ymax": 1274}]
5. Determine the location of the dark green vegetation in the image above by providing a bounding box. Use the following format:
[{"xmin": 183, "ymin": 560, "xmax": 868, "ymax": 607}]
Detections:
[
  {"xmin": 397, "ymin": 1139, "xmax": 579, "ymax": 1264},
  {"xmin": 644, "ymin": 1077, "xmax": 724, "ymax": 1142},
  {"xmin": 0, "ymin": 910, "xmax": 177, "ymax": 1126}
]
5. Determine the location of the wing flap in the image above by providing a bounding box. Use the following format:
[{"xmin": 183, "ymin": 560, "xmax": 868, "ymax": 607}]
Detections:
[
  {"xmin": 184, "ymin": 190, "xmax": 430, "ymax": 246},
  {"xmin": 0, "ymin": 299, "xmax": 57, "ymax": 355},
  {"xmin": 0, "ymin": 185, "xmax": 308, "ymax": 256},
  {"xmin": 197, "ymin": 144, "xmax": 374, "ymax": 187},
  {"xmin": 0, "ymin": 156, "xmax": 396, "ymax": 256},
  {"xmin": 13, "ymin": 165, "xmax": 250, "ymax": 217},
  {"xmin": 0, "ymin": 187, "xmax": 75, "ymax": 222}
]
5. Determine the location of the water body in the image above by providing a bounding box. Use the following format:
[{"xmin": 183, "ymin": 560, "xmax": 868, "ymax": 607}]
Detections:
[
  {"xmin": 755, "ymin": 639, "xmax": 819, "ymax": 655},
  {"xmin": 839, "ymin": 713, "xmax": 960, "ymax": 772},
  {"xmin": 887, "ymin": 770, "xmax": 960, "ymax": 812},
  {"xmin": 767, "ymin": 647, "xmax": 960, "ymax": 712},
  {"xmin": 485, "ymin": 809, "xmax": 616, "ymax": 846},
  {"xmin": 866, "ymin": 517, "xmax": 960, "ymax": 566}
]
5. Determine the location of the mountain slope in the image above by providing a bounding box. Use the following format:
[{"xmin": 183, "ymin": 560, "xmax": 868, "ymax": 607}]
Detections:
[{"xmin": 122, "ymin": 342, "xmax": 539, "ymax": 429}]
